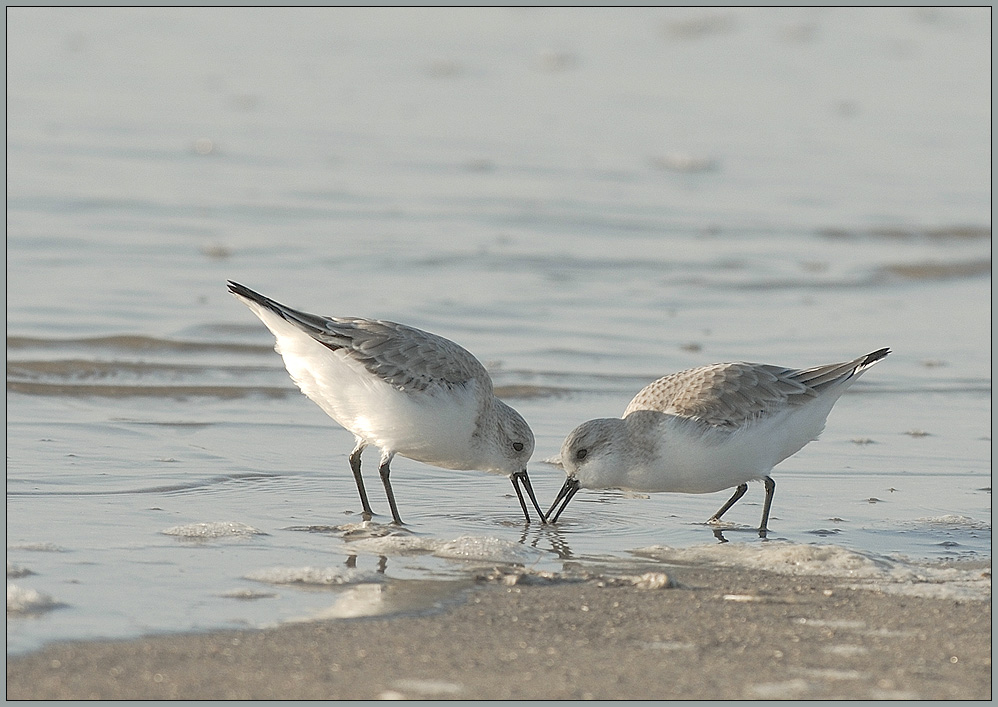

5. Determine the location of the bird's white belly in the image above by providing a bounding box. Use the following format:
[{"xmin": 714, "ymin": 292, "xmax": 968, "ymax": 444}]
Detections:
[
  {"xmin": 624, "ymin": 441, "xmax": 771, "ymax": 494},
  {"xmin": 624, "ymin": 410, "xmax": 826, "ymax": 494},
  {"xmin": 266, "ymin": 317, "xmax": 483, "ymax": 469}
]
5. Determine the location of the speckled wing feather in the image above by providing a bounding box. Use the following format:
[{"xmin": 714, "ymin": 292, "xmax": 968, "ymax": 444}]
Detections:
[
  {"xmin": 309, "ymin": 317, "xmax": 491, "ymax": 392},
  {"xmin": 227, "ymin": 281, "xmax": 489, "ymax": 392},
  {"xmin": 623, "ymin": 349, "xmax": 889, "ymax": 428}
]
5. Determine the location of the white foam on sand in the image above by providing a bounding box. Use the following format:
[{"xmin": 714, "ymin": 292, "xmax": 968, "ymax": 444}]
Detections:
[
  {"xmin": 335, "ymin": 520, "xmax": 411, "ymax": 539},
  {"xmin": 7, "ymin": 584, "xmax": 61, "ymax": 615},
  {"xmin": 245, "ymin": 566, "xmax": 377, "ymax": 587},
  {"xmin": 910, "ymin": 514, "xmax": 990, "ymax": 531},
  {"xmin": 634, "ymin": 541, "xmax": 991, "ymax": 601},
  {"xmin": 349, "ymin": 534, "xmax": 545, "ymax": 565},
  {"xmin": 431, "ymin": 536, "xmax": 545, "ymax": 564},
  {"xmin": 161, "ymin": 521, "xmax": 267, "ymax": 539},
  {"xmin": 219, "ymin": 588, "xmax": 279, "ymax": 600},
  {"xmin": 347, "ymin": 535, "xmax": 442, "ymax": 555}
]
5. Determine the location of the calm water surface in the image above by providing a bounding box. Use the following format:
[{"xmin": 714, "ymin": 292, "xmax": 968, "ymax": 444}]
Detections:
[{"xmin": 7, "ymin": 8, "xmax": 991, "ymax": 655}]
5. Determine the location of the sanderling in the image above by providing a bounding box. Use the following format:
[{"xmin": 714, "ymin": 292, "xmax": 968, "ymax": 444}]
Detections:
[
  {"xmin": 228, "ymin": 281, "xmax": 543, "ymax": 524},
  {"xmin": 547, "ymin": 348, "xmax": 890, "ymax": 534}
]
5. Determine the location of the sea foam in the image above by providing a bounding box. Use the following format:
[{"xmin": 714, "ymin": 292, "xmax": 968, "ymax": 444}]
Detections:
[{"xmin": 634, "ymin": 541, "xmax": 991, "ymax": 601}]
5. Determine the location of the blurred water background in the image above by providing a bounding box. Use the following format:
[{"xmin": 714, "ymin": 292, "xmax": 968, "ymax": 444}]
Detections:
[{"xmin": 7, "ymin": 7, "xmax": 990, "ymax": 655}]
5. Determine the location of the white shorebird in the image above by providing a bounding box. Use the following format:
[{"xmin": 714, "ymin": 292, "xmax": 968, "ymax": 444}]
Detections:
[
  {"xmin": 228, "ymin": 281, "xmax": 544, "ymax": 525},
  {"xmin": 546, "ymin": 349, "xmax": 890, "ymax": 534}
]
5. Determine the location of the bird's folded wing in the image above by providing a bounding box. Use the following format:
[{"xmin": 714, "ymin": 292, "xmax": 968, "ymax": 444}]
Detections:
[
  {"xmin": 624, "ymin": 362, "xmax": 817, "ymax": 428},
  {"xmin": 228, "ymin": 281, "xmax": 489, "ymax": 392},
  {"xmin": 302, "ymin": 316, "xmax": 488, "ymax": 393}
]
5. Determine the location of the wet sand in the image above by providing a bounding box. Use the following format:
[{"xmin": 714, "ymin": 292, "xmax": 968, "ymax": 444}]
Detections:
[{"xmin": 7, "ymin": 562, "xmax": 991, "ymax": 700}]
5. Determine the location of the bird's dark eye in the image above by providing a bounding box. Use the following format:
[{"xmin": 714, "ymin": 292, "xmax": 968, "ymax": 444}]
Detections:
[
  {"xmin": 512, "ymin": 442, "xmax": 524, "ymax": 452},
  {"xmin": 576, "ymin": 448, "xmax": 588, "ymax": 461}
]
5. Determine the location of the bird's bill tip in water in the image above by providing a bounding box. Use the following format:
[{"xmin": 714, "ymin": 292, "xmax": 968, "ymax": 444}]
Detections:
[
  {"xmin": 510, "ymin": 468, "xmax": 547, "ymax": 524},
  {"xmin": 545, "ymin": 476, "xmax": 581, "ymax": 523}
]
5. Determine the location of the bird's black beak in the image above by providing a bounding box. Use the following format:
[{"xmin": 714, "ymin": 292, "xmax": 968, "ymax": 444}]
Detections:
[
  {"xmin": 510, "ymin": 469, "xmax": 546, "ymax": 524},
  {"xmin": 545, "ymin": 477, "xmax": 581, "ymax": 523}
]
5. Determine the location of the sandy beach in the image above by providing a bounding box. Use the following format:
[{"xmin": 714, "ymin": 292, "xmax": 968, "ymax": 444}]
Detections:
[{"xmin": 7, "ymin": 561, "xmax": 991, "ymax": 701}]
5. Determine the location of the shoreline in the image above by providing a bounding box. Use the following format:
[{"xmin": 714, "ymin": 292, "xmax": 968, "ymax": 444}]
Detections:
[{"xmin": 7, "ymin": 561, "xmax": 991, "ymax": 700}]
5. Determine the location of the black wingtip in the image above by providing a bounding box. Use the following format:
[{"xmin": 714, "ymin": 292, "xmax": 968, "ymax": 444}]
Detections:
[
  {"xmin": 226, "ymin": 281, "xmax": 286, "ymax": 318},
  {"xmin": 227, "ymin": 282, "xmax": 338, "ymax": 349},
  {"xmin": 227, "ymin": 281, "xmax": 271, "ymax": 306},
  {"xmin": 861, "ymin": 348, "xmax": 891, "ymax": 368},
  {"xmin": 227, "ymin": 280, "xmax": 252, "ymax": 298},
  {"xmin": 867, "ymin": 347, "xmax": 891, "ymax": 362}
]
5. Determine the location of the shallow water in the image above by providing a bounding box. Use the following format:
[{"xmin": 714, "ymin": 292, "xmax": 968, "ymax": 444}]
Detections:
[{"xmin": 6, "ymin": 7, "xmax": 991, "ymax": 655}]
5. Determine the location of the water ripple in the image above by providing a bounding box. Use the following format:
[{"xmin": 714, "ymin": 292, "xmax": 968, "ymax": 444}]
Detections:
[{"xmin": 6, "ymin": 473, "xmax": 280, "ymax": 497}]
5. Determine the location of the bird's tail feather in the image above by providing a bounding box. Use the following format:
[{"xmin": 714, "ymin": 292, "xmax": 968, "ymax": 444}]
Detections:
[
  {"xmin": 793, "ymin": 347, "xmax": 890, "ymax": 392},
  {"xmin": 228, "ymin": 281, "xmax": 345, "ymax": 348}
]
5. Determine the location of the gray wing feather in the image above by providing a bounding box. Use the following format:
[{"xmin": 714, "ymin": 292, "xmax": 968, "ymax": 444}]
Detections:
[
  {"xmin": 623, "ymin": 349, "xmax": 889, "ymax": 428},
  {"xmin": 318, "ymin": 317, "xmax": 489, "ymax": 392},
  {"xmin": 228, "ymin": 281, "xmax": 488, "ymax": 392}
]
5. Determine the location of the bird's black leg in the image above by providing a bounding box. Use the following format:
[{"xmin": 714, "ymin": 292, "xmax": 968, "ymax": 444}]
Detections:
[
  {"xmin": 348, "ymin": 447, "xmax": 374, "ymax": 518},
  {"xmin": 708, "ymin": 483, "xmax": 748, "ymax": 523},
  {"xmin": 758, "ymin": 476, "xmax": 776, "ymax": 537},
  {"xmin": 378, "ymin": 458, "xmax": 404, "ymax": 525}
]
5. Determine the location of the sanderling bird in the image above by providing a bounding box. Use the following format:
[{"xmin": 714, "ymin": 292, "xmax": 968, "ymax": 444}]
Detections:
[
  {"xmin": 228, "ymin": 281, "xmax": 544, "ymax": 525},
  {"xmin": 547, "ymin": 348, "xmax": 890, "ymax": 534}
]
